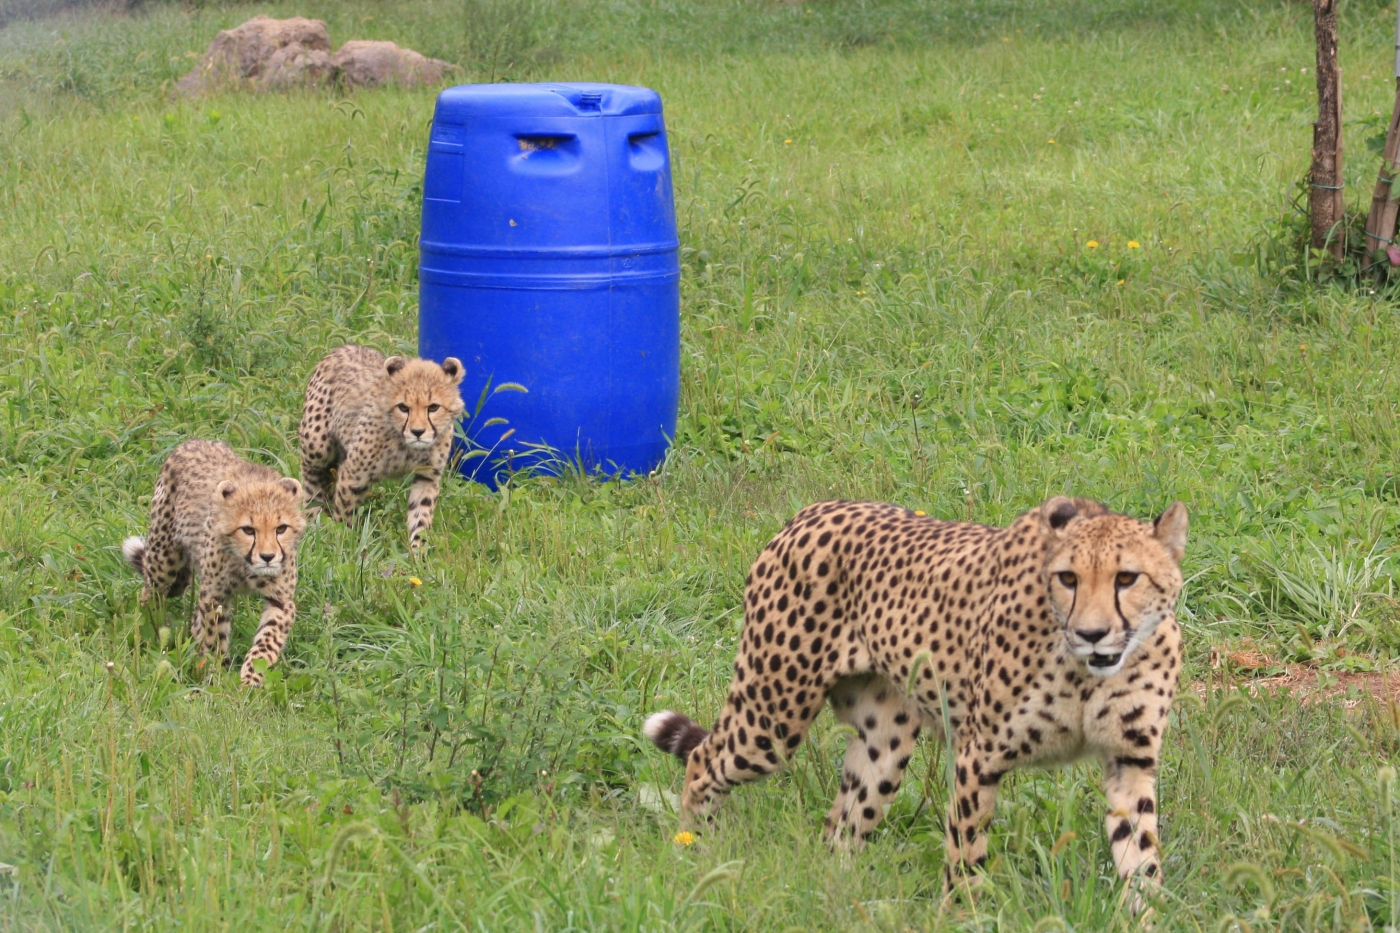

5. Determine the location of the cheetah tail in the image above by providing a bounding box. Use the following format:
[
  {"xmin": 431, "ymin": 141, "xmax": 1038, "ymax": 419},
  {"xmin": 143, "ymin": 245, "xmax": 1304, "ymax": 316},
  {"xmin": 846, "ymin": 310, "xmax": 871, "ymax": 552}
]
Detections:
[
  {"xmin": 643, "ymin": 711, "xmax": 709, "ymax": 761},
  {"xmin": 121, "ymin": 536, "xmax": 147, "ymax": 575}
]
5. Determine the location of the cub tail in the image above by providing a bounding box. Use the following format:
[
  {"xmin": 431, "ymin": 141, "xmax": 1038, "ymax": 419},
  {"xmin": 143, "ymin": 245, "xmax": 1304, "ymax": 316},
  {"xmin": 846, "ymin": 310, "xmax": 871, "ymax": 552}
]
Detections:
[
  {"xmin": 121, "ymin": 536, "xmax": 147, "ymax": 575},
  {"xmin": 644, "ymin": 711, "xmax": 709, "ymax": 762}
]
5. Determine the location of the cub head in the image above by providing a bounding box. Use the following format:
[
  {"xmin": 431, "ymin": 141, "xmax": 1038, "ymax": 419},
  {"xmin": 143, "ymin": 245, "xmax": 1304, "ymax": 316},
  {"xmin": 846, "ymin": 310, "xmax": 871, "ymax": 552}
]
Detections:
[
  {"xmin": 382, "ymin": 356, "xmax": 466, "ymax": 451},
  {"xmin": 1039, "ymin": 496, "xmax": 1188, "ymax": 678},
  {"xmin": 213, "ymin": 477, "xmax": 307, "ymax": 578}
]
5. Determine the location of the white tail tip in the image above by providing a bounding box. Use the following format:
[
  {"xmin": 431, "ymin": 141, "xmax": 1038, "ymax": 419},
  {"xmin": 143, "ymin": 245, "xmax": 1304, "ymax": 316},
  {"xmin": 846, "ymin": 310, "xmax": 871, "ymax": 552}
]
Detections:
[
  {"xmin": 643, "ymin": 711, "xmax": 676, "ymax": 743},
  {"xmin": 121, "ymin": 536, "xmax": 146, "ymax": 571}
]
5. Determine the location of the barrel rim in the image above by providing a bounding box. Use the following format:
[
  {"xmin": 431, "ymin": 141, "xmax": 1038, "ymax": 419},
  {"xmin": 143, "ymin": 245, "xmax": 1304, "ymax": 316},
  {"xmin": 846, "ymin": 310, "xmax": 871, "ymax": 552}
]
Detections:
[
  {"xmin": 418, "ymin": 267, "xmax": 681, "ymax": 289},
  {"xmin": 419, "ymin": 240, "xmax": 680, "ymax": 259}
]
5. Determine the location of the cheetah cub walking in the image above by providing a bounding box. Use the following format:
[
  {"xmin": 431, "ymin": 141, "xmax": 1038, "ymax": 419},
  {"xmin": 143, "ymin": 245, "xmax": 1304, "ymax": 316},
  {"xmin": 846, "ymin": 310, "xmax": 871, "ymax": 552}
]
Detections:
[
  {"xmin": 122, "ymin": 440, "xmax": 306, "ymax": 687},
  {"xmin": 299, "ymin": 345, "xmax": 465, "ymax": 549},
  {"xmin": 646, "ymin": 496, "xmax": 1187, "ymax": 908}
]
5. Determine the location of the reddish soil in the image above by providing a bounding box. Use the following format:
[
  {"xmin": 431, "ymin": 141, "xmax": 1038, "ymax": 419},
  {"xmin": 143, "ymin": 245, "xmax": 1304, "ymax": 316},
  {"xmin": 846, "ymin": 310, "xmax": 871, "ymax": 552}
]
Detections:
[{"xmin": 1191, "ymin": 643, "xmax": 1400, "ymax": 709}]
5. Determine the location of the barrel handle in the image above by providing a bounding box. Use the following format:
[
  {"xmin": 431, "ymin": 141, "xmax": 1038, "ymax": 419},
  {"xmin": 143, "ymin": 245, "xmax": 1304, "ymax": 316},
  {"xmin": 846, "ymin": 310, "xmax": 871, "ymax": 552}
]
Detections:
[
  {"xmin": 516, "ymin": 134, "xmax": 577, "ymax": 156},
  {"xmin": 627, "ymin": 131, "xmax": 665, "ymax": 172}
]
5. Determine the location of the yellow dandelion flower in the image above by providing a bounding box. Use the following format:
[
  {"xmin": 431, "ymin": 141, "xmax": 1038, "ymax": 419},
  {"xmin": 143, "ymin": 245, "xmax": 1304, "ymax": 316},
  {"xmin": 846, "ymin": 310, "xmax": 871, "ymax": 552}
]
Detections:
[
  {"xmin": 914, "ymin": 510, "xmax": 927, "ymax": 516},
  {"xmin": 1086, "ymin": 240, "xmax": 1099, "ymax": 248},
  {"xmin": 409, "ymin": 577, "xmax": 423, "ymax": 587},
  {"xmin": 1127, "ymin": 240, "xmax": 1141, "ymax": 249},
  {"xmin": 784, "ymin": 138, "xmax": 793, "ymax": 145},
  {"xmin": 674, "ymin": 831, "xmax": 695, "ymax": 846},
  {"xmin": 1047, "ymin": 139, "xmax": 1056, "ymax": 145},
  {"xmin": 1117, "ymin": 279, "xmax": 1125, "ymax": 286},
  {"xmin": 855, "ymin": 290, "xmax": 866, "ymax": 295},
  {"xmin": 205, "ymin": 253, "xmax": 213, "ymax": 259},
  {"xmin": 1299, "ymin": 343, "xmax": 1307, "ymax": 351}
]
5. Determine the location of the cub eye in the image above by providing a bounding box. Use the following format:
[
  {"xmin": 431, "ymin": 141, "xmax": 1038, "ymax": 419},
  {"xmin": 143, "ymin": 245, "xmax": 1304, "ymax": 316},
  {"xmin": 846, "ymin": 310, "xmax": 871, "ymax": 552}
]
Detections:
[
  {"xmin": 276, "ymin": 524, "xmax": 289, "ymax": 535},
  {"xmin": 427, "ymin": 403, "xmax": 441, "ymax": 413},
  {"xmin": 1116, "ymin": 571, "xmax": 1140, "ymax": 587},
  {"xmin": 240, "ymin": 526, "xmax": 255, "ymax": 536},
  {"xmin": 397, "ymin": 403, "xmax": 411, "ymax": 414},
  {"xmin": 1057, "ymin": 571, "xmax": 1078, "ymax": 588}
]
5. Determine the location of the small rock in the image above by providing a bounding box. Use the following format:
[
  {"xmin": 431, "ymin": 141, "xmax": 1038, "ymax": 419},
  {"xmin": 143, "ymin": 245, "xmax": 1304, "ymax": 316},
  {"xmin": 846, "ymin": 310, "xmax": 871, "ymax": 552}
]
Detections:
[{"xmin": 332, "ymin": 40, "xmax": 453, "ymax": 88}]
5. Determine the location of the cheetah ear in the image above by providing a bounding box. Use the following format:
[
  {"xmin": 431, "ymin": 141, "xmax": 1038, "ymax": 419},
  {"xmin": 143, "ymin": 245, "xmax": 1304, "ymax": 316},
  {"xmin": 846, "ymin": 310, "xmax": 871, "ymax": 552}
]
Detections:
[
  {"xmin": 384, "ymin": 356, "xmax": 408, "ymax": 377},
  {"xmin": 1153, "ymin": 501, "xmax": 1188, "ymax": 564},
  {"xmin": 278, "ymin": 477, "xmax": 303, "ymax": 501},
  {"xmin": 440, "ymin": 357, "xmax": 464, "ymax": 385},
  {"xmin": 1040, "ymin": 496, "xmax": 1079, "ymax": 535},
  {"xmin": 215, "ymin": 480, "xmax": 238, "ymax": 500}
]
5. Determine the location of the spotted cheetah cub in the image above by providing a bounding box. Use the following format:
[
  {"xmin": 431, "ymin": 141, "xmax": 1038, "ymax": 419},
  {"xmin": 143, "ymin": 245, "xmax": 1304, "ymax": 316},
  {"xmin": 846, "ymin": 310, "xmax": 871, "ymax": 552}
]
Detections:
[
  {"xmin": 299, "ymin": 345, "xmax": 465, "ymax": 549},
  {"xmin": 122, "ymin": 440, "xmax": 306, "ymax": 687},
  {"xmin": 646, "ymin": 496, "xmax": 1187, "ymax": 908}
]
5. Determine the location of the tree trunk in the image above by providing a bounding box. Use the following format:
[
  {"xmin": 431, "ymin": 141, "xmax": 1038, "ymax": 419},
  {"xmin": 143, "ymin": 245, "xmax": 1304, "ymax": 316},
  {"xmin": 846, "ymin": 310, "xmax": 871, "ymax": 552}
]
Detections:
[
  {"xmin": 1363, "ymin": 2, "xmax": 1400, "ymax": 274},
  {"xmin": 1362, "ymin": 84, "xmax": 1400, "ymax": 273},
  {"xmin": 1311, "ymin": 0, "xmax": 1345, "ymax": 262}
]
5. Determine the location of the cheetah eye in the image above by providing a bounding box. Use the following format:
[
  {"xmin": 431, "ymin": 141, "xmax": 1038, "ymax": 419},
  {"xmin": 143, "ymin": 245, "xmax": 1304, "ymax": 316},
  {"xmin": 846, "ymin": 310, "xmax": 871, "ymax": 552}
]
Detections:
[
  {"xmin": 396, "ymin": 403, "xmax": 411, "ymax": 414},
  {"xmin": 1057, "ymin": 571, "xmax": 1078, "ymax": 588},
  {"xmin": 427, "ymin": 403, "xmax": 441, "ymax": 413},
  {"xmin": 240, "ymin": 526, "xmax": 255, "ymax": 536},
  {"xmin": 276, "ymin": 524, "xmax": 289, "ymax": 535},
  {"xmin": 1116, "ymin": 571, "xmax": 1140, "ymax": 587}
]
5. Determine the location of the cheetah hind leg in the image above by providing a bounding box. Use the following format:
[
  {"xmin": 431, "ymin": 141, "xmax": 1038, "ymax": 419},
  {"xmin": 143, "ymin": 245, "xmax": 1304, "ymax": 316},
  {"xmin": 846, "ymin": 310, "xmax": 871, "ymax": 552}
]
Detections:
[
  {"xmin": 301, "ymin": 467, "xmax": 334, "ymax": 515},
  {"xmin": 645, "ymin": 682, "xmax": 824, "ymax": 830},
  {"xmin": 824, "ymin": 675, "xmax": 925, "ymax": 852},
  {"xmin": 298, "ymin": 454, "xmax": 337, "ymax": 518},
  {"xmin": 297, "ymin": 382, "xmax": 338, "ymax": 513}
]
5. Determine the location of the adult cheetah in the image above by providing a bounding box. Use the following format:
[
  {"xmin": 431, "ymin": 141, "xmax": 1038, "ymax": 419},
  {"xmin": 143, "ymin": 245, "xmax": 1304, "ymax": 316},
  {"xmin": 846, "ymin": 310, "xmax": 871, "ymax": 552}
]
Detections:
[
  {"xmin": 299, "ymin": 344, "xmax": 465, "ymax": 549},
  {"xmin": 122, "ymin": 440, "xmax": 306, "ymax": 687},
  {"xmin": 646, "ymin": 496, "xmax": 1187, "ymax": 905}
]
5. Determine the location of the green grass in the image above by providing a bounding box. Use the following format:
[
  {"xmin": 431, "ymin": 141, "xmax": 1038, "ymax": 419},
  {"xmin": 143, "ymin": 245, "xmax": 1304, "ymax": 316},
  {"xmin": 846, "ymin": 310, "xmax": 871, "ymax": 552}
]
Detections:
[{"xmin": 4, "ymin": 0, "xmax": 1400, "ymax": 928}]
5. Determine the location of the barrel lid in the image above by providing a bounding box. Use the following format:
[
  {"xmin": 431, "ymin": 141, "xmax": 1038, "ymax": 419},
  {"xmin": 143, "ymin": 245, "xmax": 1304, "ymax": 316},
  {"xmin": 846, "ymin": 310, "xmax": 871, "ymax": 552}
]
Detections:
[{"xmin": 433, "ymin": 83, "xmax": 662, "ymax": 123}]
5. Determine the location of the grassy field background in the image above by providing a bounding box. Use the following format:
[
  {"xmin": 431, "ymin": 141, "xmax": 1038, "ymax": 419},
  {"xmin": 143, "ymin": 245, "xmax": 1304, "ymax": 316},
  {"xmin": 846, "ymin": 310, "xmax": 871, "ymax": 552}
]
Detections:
[{"xmin": 4, "ymin": 0, "xmax": 1400, "ymax": 929}]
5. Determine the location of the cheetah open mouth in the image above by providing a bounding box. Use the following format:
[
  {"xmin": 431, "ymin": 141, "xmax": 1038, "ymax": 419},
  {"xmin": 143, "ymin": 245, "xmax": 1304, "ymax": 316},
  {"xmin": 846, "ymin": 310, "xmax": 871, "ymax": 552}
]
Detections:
[{"xmin": 1087, "ymin": 653, "xmax": 1123, "ymax": 669}]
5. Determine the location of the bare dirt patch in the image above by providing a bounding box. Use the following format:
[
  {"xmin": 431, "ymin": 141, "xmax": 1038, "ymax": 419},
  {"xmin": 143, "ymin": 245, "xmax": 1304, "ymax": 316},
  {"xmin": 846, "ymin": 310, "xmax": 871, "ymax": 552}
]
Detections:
[{"xmin": 1193, "ymin": 643, "xmax": 1400, "ymax": 709}]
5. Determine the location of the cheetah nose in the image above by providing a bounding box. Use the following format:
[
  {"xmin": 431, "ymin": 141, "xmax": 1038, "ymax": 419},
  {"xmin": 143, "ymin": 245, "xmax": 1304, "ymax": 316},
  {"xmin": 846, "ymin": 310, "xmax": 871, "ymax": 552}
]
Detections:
[
  {"xmin": 259, "ymin": 552, "xmax": 276, "ymax": 563},
  {"xmin": 411, "ymin": 428, "xmax": 426, "ymax": 437},
  {"xmin": 1077, "ymin": 628, "xmax": 1110, "ymax": 644}
]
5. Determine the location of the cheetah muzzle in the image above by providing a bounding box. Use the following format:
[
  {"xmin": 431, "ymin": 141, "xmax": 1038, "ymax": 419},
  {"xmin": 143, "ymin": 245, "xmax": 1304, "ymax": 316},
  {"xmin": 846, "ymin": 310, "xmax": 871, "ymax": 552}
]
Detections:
[{"xmin": 644, "ymin": 495, "xmax": 1188, "ymax": 913}]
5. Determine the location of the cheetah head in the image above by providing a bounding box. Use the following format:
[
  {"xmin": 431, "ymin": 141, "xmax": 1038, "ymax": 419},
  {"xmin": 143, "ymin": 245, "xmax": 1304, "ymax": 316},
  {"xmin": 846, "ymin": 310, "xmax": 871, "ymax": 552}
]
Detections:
[
  {"xmin": 383, "ymin": 356, "xmax": 466, "ymax": 451},
  {"xmin": 213, "ymin": 477, "xmax": 306, "ymax": 578},
  {"xmin": 1040, "ymin": 496, "xmax": 1188, "ymax": 678}
]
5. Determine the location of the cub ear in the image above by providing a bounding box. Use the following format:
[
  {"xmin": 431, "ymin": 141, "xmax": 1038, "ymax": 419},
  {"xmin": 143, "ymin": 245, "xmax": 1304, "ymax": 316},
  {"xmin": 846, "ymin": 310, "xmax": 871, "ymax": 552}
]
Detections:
[
  {"xmin": 385, "ymin": 356, "xmax": 408, "ymax": 377},
  {"xmin": 1153, "ymin": 501, "xmax": 1189, "ymax": 564},
  {"xmin": 440, "ymin": 357, "xmax": 464, "ymax": 385},
  {"xmin": 215, "ymin": 480, "xmax": 238, "ymax": 500},
  {"xmin": 1039, "ymin": 495, "xmax": 1079, "ymax": 535},
  {"xmin": 279, "ymin": 477, "xmax": 303, "ymax": 501}
]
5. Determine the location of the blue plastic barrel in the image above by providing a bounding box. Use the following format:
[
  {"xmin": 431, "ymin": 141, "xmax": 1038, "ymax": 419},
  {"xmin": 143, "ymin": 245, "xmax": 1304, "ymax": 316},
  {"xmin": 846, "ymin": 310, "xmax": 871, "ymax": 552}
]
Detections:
[{"xmin": 418, "ymin": 82, "xmax": 680, "ymax": 488}]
